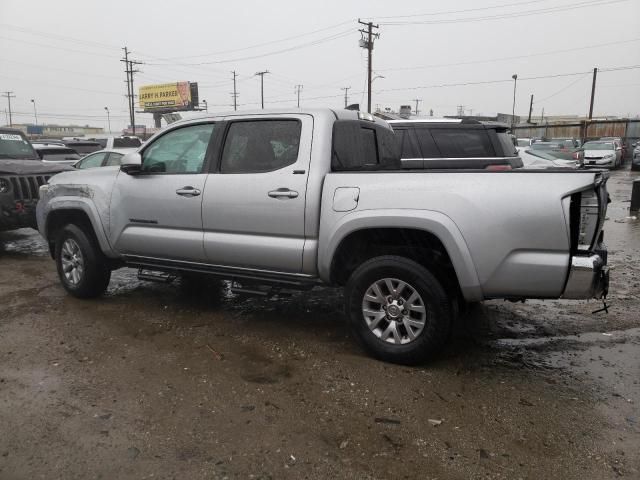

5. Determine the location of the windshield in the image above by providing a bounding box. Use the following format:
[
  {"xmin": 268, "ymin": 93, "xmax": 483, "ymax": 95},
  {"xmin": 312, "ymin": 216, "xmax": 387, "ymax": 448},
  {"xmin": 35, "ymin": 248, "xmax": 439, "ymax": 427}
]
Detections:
[
  {"xmin": 114, "ymin": 137, "xmax": 142, "ymax": 148},
  {"xmin": 583, "ymin": 142, "xmax": 614, "ymax": 150},
  {"xmin": 0, "ymin": 132, "xmax": 39, "ymax": 160}
]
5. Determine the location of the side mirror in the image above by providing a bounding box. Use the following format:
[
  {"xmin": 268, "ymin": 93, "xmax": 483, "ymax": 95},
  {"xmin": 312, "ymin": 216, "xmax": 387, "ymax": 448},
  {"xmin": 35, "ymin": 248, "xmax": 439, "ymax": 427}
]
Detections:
[{"xmin": 120, "ymin": 152, "xmax": 142, "ymax": 175}]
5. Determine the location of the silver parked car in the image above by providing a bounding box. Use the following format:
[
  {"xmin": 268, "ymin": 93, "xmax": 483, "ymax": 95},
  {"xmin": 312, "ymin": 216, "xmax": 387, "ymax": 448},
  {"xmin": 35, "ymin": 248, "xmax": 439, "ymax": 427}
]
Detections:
[
  {"xmin": 73, "ymin": 148, "xmax": 136, "ymax": 169},
  {"xmin": 582, "ymin": 140, "xmax": 622, "ymax": 168}
]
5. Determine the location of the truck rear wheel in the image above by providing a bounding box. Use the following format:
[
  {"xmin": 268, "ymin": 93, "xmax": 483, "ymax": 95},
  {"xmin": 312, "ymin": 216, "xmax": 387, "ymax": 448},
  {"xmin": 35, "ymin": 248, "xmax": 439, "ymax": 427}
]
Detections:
[
  {"xmin": 55, "ymin": 224, "xmax": 111, "ymax": 298},
  {"xmin": 345, "ymin": 255, "xmax": 451, "ymax": 365}
]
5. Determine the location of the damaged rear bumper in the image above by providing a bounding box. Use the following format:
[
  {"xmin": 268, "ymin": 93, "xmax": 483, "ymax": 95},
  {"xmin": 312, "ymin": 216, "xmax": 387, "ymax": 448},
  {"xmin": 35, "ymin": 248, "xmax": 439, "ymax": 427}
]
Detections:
[{"xmin": 561, "ymin": 249, "xmax": 609, "ymax": 299}]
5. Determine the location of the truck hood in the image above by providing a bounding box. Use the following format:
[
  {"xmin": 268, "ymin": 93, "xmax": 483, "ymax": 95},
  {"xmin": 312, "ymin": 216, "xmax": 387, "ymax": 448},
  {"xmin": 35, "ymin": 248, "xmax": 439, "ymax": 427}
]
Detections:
[
  {"xmin": 0, "ymin": 159, "xmax": 73, "ymax": 175},
  {"xmin": 583, "ymin": 150, "xmax": 614, "ymax": 158}
]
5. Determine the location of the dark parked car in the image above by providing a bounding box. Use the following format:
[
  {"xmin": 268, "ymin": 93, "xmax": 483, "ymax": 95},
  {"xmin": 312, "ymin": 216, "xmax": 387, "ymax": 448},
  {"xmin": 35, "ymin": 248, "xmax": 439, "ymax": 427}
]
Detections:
[
  {"xmin": 32, "ymin": 143, "xmax": 82, "ymax": 165},
  {"xmin": 632, "ymin": 141, "xmax": 640, "ymax": 171},
  {"xmin": 62, "ymin": 140, "xmax": 102, "ymax": 156},
  {"xmin": 389, "ymin": 119, "xmax": 523, "ymax": 170}
]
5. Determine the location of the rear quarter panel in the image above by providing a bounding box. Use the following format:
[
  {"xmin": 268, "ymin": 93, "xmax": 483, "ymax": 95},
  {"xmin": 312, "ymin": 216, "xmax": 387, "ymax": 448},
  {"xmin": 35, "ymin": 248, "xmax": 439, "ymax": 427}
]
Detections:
[{"xmin": 318, "ymin": 171, "xmax": 599, "ymax": 300}]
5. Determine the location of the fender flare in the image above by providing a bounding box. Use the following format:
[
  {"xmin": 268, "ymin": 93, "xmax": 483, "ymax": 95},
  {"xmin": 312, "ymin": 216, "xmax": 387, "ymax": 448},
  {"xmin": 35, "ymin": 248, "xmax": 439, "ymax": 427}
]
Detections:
[
  {"xmin": 318, "ymin": 209, "xmax": 483, "ymax": 301},
  {"xmin": 42, "ymin": 196, "xmax": 119, "ymax": 258}
]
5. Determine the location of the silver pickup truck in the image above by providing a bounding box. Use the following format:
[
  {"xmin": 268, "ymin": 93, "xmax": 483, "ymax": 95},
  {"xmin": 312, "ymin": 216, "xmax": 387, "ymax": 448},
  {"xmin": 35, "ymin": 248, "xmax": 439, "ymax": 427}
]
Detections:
[{"xmin": 36, "ymin": 109, "xmax": 610, "ymax": 364}]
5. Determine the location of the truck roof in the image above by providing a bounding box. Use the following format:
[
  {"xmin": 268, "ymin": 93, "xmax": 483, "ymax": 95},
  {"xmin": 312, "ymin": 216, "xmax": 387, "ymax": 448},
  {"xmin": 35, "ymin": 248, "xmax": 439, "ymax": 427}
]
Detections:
[{"xmin": 169, "ymin": 108, "xmax": 392, "ymax": 129}]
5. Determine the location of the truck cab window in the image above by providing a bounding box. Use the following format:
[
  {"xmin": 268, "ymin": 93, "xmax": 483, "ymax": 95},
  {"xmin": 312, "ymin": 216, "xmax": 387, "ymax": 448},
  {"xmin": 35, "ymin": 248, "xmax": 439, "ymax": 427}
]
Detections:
[
  {"xmin": 141, "ymin": 123, "xmax": 214, "ymax": 174},
  {"xmin": 430, "ymin": 129, "xmax": 494, "ymax": 157},
  {"xmin": 220, "ymin": 120, "xmax": 301, "ymax": 174}
]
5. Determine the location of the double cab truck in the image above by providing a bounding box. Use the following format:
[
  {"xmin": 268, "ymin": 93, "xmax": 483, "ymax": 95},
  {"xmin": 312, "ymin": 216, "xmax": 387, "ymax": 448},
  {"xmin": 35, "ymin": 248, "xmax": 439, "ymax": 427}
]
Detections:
[{"xmin": 37, "ymin": 109, "xmax": 610, "ymax": 364}]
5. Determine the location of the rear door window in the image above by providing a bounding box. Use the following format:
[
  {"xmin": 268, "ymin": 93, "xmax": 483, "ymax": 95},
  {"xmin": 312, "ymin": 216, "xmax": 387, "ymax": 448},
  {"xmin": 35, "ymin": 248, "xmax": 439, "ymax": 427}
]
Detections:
[
  {"xmin": 220, "ymin": 120, "xmax": 301, "ymax": 174},
  {"xmin": 430, "ymin": 129, "xmax": 494, "ymax": 157},
  {"xmin": 496, "ymin": 132, "xmax": 518, "ymax": 156},
  {"xmin": 394, "ymin": 128, "xmax": 422, "ymax": 158},
  {"xmin": 414, "ymin": 128, "xmax": 442, "ymax": 158}
]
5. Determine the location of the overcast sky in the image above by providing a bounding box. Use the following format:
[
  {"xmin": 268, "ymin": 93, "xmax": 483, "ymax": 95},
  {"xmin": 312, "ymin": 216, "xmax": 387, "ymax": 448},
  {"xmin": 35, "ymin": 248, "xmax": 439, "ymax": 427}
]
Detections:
[{"xmin": 1, "ymin": 0, "xmax": 639, "ymax": 131}]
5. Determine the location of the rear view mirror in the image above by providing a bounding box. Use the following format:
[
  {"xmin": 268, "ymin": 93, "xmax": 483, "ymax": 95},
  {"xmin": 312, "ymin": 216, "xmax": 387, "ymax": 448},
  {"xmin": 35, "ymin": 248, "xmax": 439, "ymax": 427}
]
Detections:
[{"xmin": 120, "ymin": 152, "xmax": 142, "ymax": 175}]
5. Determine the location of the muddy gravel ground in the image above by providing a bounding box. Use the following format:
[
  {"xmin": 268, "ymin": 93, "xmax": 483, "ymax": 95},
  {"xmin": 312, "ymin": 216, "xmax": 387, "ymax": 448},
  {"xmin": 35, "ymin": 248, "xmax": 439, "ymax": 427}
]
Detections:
[{"xmin": 1, "ymin": 168, "xmax": 639, "ymax": 480}]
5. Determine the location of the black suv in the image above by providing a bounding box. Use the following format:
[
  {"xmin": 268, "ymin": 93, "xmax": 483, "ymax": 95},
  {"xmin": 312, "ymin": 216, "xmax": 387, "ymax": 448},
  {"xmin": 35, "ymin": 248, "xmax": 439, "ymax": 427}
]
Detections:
[
  {"xmin": 0, "ymin": 128, "xmax": 70, "ymax": 232},
  {"xmin": 389, "ymin": 119, "xmax": 523, "ymax": 170}
]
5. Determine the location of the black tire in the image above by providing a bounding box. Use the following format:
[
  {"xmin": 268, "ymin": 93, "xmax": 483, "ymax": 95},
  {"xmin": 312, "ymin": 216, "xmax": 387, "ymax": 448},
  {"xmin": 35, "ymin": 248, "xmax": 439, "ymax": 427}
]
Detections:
[
  {"xmin": 345, "ymin": 255, "xmax": 451, "ymax": 365},
  {"xmin": 55, "ymin": 224, "xmax": 111, "ymax": 298}
]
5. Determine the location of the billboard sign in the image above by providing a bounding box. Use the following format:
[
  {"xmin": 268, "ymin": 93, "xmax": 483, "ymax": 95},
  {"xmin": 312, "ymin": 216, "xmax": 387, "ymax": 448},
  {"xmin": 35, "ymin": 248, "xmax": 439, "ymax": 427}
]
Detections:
[{"xmin": 139, "ymin": 82, "xmax": 198, "ymax": 112}]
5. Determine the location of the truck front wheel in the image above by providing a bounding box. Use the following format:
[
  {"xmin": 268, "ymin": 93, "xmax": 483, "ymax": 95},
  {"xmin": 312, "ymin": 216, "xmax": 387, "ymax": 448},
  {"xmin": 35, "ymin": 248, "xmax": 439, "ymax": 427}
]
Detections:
[
  {"xmin": 55, "ymin": 224, "xmax": 111, "ymax": 298},
  {"xmin": 345, "ymin": 255, "xmax": 451, "ymax": 365}
]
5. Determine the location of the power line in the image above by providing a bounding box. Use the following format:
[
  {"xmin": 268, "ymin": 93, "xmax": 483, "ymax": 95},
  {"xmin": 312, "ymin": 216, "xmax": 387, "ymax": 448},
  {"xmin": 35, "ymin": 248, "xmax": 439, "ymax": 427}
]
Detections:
[
  {"xmin": 152, "ymin": 20, "xmax": 355, "ymax": 61},
  {"xmin": 378, "ymin": 0, "xmax": 629, "ymax": 25},
  {"xmin": 146, "ymin": 29, "xmax": 353, "ymax": 66},
  {"xmin": 0, "ymin": 35, "xmax": 120, "ymax": 59},
  {"xmin": 536, "ymin": 72, "xmax": 592, "ymax": 103},
  {"xmin": 0, "ymin": 23, "xmax": 122, "ymax": 51},
  {"xmin": 370, "ymin": 0, "xmax": 552, "ymax": 19},
  {"xmin": 377, "ymin": 37, "xmax": 640, "ymax": 73}
]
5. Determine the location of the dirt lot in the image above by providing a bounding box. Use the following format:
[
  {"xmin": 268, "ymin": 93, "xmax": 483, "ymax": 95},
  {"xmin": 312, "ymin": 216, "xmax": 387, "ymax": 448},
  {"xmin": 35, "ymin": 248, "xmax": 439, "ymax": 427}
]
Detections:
[{"xmin": 1, "ymin": 168, "xmax": 639, "ymax": 480}]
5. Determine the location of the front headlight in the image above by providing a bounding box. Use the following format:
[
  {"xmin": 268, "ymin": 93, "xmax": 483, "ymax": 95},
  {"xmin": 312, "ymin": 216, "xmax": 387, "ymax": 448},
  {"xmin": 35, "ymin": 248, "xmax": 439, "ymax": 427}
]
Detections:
[{"xmin": 603, "ymin": 153, "xmax": 614, "ymax": 159}]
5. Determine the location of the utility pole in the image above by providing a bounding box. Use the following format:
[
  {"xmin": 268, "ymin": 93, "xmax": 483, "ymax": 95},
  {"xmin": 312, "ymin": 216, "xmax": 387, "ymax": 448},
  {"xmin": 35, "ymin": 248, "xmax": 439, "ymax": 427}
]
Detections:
[
  {"xmin": 121, "ymin": 47, "xmax": 142, "ymax": 136},
  {"xmin": 2, "ymin": 91, "xmax": 15, "ymax": 126},
  {"xmin": 413, "ymin": 98, "xmax": 422, "ymax": 117},
  {"xmin": 457, "ymin": 105, "xmax": 465, "ymax": 117},
  {"xmin": 588, "ymin": 67, "xmax": 598, "ymax": 120},
  {"xmin": 31, "ymin": 99, "xmax": 38, "ymax": 126},
  {"xmin": 231, "ymin": 70, "xmax": 238, "ymax": 111},
  {"xmin": 511, "ymin": 73, "xmax": 518, "ymax": 128},
  {"xmin": 104, "ymin": 107, "xmax": 111, "ymax": 133},
  {"xmin": 341, "ymin": 86, "xmax": 351, "ymax": 108},
  {"xmin": 358, "ymin": 19, "xmax": 379, "ymax": 114},
  {"xmin": 255, "ymin": 70, "xmax": 270, "ymax": 109},
  {"xmin": 295, "ymin": 84, "xmax": 303, "ymax": 108},
  {"xmin": 527, "ymin": 94, "xmax": 534, "ymax": 123}
]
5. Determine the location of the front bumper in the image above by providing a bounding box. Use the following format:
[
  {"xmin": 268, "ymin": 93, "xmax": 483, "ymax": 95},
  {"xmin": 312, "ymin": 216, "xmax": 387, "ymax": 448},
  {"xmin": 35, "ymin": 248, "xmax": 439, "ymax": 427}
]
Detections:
[
  {"xmin": 562, "ymin": 250, "xmax": 609, "ymax": 299},
  {"xmin": 0, "ymin": 197, "xmax": 38, "ymax": 232}
]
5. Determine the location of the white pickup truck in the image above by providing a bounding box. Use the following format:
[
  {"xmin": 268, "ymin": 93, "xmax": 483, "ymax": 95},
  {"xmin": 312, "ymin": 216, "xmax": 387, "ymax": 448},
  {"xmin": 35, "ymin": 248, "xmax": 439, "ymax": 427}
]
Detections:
[{"xmin": 37, "ymin": 109, "xmax": 610, "ymax": 364}]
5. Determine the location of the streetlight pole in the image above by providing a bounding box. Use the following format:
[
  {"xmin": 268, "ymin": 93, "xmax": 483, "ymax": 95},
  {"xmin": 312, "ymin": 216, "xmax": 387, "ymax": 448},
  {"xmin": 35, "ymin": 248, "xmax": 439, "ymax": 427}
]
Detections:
[
  {"xmin": 104, "ymin": 107, "xmax": 111, "ymax": 134},
  {"xmin": 30, "ymin": 99, "xmax": 38, "ymax": 126},
  {"xmin": 511, "ymin": 74, "xmax": 518, "ymax": 127}
]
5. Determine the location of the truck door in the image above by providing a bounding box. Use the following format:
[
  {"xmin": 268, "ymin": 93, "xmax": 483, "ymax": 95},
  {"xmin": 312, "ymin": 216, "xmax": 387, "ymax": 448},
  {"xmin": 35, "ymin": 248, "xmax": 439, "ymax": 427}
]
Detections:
[
  {"xmin": 202, "ymin": 115, "xmax": 312, "ymax": 273},
  {"xmin": 110, "ymin": 122, "xmax": 217, "ymax": 262}
]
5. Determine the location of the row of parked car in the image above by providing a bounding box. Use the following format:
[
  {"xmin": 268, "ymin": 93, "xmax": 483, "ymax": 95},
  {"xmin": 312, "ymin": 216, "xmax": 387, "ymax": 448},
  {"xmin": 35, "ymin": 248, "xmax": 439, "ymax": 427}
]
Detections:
[
  {"xmin": 516, "ymin": 135, "xmax": 636, "ymax": 170},
  {"xmin": 29, "ymin": 136, "xmax": 142, "ymax": 169}
]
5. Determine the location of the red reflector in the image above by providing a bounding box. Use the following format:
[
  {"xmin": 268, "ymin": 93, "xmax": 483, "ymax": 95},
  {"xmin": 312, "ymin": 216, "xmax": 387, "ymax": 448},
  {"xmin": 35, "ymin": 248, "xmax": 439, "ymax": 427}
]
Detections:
[{"xmin": 485, "ymin": 164, "xmax": 512, "ymax": 171}]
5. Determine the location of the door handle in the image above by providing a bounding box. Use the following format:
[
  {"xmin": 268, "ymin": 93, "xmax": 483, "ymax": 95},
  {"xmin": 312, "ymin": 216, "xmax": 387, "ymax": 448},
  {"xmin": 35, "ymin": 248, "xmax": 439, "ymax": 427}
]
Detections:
[
  {"xmin": 176, "ymin": 186, "xmax": 201, "ymax": 197},
  {"xmin": 268, "ymin": 188, "xmax": 299, "ymax": 199}
]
